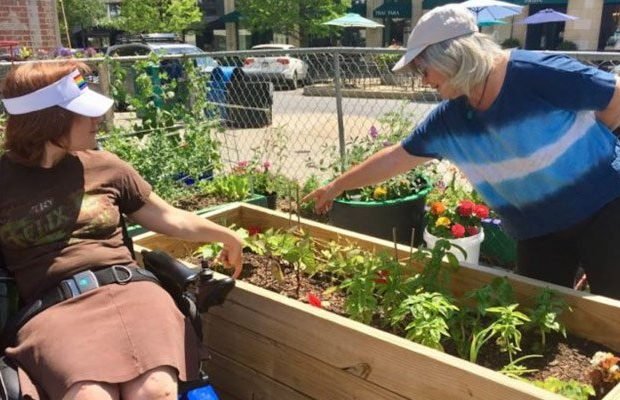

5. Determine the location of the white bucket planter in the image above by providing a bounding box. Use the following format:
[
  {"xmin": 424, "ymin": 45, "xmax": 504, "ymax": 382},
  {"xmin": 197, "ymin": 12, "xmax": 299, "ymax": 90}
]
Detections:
[{"xmin": 423, "ymin": 228, "xmax": 485, "ymax": 264}]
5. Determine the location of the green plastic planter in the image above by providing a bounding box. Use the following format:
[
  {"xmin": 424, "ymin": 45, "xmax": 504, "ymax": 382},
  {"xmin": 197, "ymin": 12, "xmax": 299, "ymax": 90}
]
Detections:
[
  {"xmin": 329, "ymin": 186, "xmax": 431, "ymax": 246},
  {"xmin": 480, "ymin": 220, "xmax": 517, "ymax": 268}
]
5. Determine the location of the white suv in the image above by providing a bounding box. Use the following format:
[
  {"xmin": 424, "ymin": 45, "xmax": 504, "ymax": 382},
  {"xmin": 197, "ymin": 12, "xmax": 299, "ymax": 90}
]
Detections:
[{"xmin": 242, "ymin": 44, "xmax": 308, "ymax": 90}]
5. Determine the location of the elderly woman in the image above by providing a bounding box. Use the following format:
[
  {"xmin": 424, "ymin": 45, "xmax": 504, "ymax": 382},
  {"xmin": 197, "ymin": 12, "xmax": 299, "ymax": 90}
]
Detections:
[
  {"xmin": 0, "ymin": 61, "xmax": 244, "ymax": 399},
  {"xmin": 304, "ymin": 4, "xmax": 620, "ymax": 300}
]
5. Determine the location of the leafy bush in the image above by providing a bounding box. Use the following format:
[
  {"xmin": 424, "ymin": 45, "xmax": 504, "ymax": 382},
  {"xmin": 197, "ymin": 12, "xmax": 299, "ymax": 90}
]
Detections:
[
  {"xmin": 501, "ymin": 38, "xmax": 521, "ymax": 49},
  {"xmin": 557, "ymin": 40, "xmax": 578, "ymax": 51}
]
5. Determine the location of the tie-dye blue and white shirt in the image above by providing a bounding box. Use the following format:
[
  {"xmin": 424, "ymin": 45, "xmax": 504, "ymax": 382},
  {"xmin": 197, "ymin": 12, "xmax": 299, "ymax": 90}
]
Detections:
[{"xmin": 402, "ymin": 50, "xmax": 620, "ymax": 240}]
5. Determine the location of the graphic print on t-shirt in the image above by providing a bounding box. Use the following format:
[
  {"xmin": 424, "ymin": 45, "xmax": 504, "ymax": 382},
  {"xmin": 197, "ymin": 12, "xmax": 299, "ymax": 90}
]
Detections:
[{"xmin": 0, "ymin": 190, "xmax": 118, "ymax": 249}]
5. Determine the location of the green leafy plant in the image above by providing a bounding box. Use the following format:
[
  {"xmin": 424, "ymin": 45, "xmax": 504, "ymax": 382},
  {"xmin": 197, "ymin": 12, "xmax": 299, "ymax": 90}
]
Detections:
[
  {"xmin": 102, "ymin": 55, "xmax": 221, "ymax": 204},
  {"xmin": 199, "ymin": 174, "xmax": 251, "ymax": 202},
  {"xmin": 469, "ymin": 304, "xmax": 530, "ymax": 364},
  {"xmin": 499, "ymin": 354, "xmax": 542, "ymax": 379},
  {"xmin": 319, "ymin": 106, "xmax": 431, "ymax": 202},
  {"xmin": 531, "ymin": 377, "xmax": 594, "ymax": 400},
  {"xmin": 390, "ymin": 291, "xmax": 459, "ymax": 351},
  {"xmin": 527, "ymin": 288, "xmax": 568, "ymax": 350}
]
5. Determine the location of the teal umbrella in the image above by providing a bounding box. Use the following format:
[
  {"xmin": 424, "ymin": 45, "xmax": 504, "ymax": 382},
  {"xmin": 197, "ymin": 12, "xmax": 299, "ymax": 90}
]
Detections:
[
  {"xmin": 478, "ymin": 18, "xmax": 508, "ymax": 27},
  {"xmin": 323, "ymin": 13, "xmax": 384, "ymax": 28}
]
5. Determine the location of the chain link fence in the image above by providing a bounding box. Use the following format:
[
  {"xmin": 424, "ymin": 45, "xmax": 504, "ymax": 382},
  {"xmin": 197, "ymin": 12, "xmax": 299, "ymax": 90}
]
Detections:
[
  {"xmin": 2, "ymin": 49, "xmax": 620, "ymax": 269},
  {"xmin": 2, "ymin": 48, "xmax": 620, "ymax": 182}
]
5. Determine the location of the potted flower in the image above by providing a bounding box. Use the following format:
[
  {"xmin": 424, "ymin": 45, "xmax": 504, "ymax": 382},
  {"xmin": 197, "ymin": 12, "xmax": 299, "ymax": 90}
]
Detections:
[
  {"xmin": 424, "ymin": 160, "xmax": 517, "ymax": 268},
  {"xmin": 324, "ymin": 109, "xmax": 432, "ymax": 246},
  {"xmin": 424, "ymin": 199, "xmax": 489, "ymax": 264},
  {"xmin": 232, "ymin": 160, "xmax": 285, "ymax": 210}
]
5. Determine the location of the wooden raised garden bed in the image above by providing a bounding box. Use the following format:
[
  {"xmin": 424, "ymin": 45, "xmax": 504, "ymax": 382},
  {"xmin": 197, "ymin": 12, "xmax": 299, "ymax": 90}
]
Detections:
[{"xmin": 133, "ymin": 203, "xmax": 620, "ymax": 400}]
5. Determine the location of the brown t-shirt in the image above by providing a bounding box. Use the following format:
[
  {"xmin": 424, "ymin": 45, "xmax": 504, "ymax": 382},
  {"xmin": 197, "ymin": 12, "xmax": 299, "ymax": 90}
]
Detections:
[{"xmin": 0, "ymin": 150, "xmax": 152, "ymax": 301}]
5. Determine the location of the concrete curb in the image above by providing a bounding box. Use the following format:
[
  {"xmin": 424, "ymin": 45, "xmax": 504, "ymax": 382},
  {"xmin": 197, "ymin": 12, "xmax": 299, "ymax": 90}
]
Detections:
[{"xmin": 303, "ymin": 86, "xmax": 439, "ymax": 102}]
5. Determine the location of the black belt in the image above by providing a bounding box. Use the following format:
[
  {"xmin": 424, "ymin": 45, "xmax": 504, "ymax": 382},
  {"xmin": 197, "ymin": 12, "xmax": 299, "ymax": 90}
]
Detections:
[{"xmin": 2, "ymin": 265, "xmax": 159, "ymax": 349}]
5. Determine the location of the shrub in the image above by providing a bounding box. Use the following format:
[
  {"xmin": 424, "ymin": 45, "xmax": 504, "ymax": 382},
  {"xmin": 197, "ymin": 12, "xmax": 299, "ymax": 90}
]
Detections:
[
  {"xmin": 557, "ymin": 40, "xmax": 578, "ymax": 51},
  {"xmin": 500, "ymin": 38, "xmax": 521, "ymax": 49}
]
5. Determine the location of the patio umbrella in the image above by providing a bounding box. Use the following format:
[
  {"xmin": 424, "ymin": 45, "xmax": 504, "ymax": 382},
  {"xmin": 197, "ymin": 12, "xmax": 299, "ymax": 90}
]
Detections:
[
  {"xmin": 323, "ymin": 13, "xmax": 384, "ymax": 29},
  {"xmin": 478, "ymin": 18, "xmax": 508, "ymax": 27},
  {"xmin": 517, "ymin": 8, "xmax": 578, "ymax": 25},
  {"xmin": 460, "ymin": 0, "xmax": 523, "ymax": 22}
]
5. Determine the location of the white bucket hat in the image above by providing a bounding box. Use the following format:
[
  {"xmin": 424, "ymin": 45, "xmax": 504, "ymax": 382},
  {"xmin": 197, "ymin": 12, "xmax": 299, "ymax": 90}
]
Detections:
[
  {"xmin": 392, "ymin": 4, "xmax": 478, "ymax": 73},
  {"xmin": 2, "ymin": 69, "xmax": 114, "ymax": 117}
]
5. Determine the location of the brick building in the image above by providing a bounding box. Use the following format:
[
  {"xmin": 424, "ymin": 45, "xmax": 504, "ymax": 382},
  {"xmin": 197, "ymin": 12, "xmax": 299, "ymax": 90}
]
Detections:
[{"xmin": 0, "ymin": 0, "xmax": 61, "ymax": 54}]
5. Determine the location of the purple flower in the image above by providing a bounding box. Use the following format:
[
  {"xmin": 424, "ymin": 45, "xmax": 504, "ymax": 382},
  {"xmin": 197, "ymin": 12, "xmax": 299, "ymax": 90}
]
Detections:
[
  {"xmin": 263, "ymin": 160, "xmax": 271, "ymax": 171},
  {"xmin": 55, "ymin": 47, "xmax": 72, "ymax": 57},
  {"xmin": 369, "ymin": 125, "xmax": 378, "ymax": 139}
]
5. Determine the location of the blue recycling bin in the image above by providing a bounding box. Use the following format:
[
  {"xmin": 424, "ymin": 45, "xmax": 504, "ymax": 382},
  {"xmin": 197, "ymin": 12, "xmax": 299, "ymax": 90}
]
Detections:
[{"xmin": 207, "ymin": 66, "xmax": 245, "ymax": 121}]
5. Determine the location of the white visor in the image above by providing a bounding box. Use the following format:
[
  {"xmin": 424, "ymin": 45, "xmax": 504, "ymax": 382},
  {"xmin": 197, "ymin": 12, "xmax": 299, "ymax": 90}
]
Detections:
[{"xmin": 1, "ymin": 70, "xmax": 114, "ymax": 117}]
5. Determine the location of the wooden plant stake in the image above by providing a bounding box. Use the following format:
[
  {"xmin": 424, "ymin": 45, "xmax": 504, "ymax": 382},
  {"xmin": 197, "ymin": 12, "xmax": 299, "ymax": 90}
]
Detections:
[
  {"xmin": 295, "ymin": 184, "xmax": 302, "ymax": 230},
  {"xmin": 392, "ymin": 227, "xmax": 398, "ymax": 260},
  {"xmin": 409, "ymin": 228, "xmax": 415, "ymax": 269}
]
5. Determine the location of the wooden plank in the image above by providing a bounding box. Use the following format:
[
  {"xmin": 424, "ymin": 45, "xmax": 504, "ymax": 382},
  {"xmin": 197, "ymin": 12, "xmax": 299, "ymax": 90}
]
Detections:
[
  {"xmin": 204, "ymin": 315, "xmax": 410, "ymax": 400},
  {"xmin": 605, "ymin": 381, "xmax": 620, "ymax": 400},
  {"xmin": 206, "ymin": 350, "xmax": 311, "ymax": 400},
  {"xmin": 206, "ymin": 279, "xmax": 565, "ymax": 400}
]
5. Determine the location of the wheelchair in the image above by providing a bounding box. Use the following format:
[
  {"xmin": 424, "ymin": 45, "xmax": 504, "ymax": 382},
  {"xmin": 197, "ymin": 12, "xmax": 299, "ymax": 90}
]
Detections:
[{"xmin": 0, "ymin": 218, "xmax": 235, "ymax": 400}]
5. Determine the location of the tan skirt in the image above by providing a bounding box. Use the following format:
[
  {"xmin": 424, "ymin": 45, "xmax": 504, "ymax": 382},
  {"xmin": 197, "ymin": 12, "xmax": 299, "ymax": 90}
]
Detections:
[{"xmin": 6, "ymin": 281, "xmax": 203, "ymax": 399}]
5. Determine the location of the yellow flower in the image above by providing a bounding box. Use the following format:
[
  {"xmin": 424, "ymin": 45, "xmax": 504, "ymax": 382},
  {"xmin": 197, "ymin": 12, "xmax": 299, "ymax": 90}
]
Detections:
[
  {"xmin": 435, "ymin": 216, "xmax": 451, "ymax": 227},
  {"xmin": 373, "ymin": 186, "xmax": 388, "ymax": 200}
]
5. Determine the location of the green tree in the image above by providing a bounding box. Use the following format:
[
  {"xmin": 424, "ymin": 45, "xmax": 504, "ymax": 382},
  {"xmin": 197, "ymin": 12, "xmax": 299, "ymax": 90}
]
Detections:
[
  {"xmin": 120, "ymin": 0, "xmax": 201, "ymax": 34},
  {"xmin": 236, "ymin": 0, "xmax": 350, "ymax": 46},
  {"xmin": 57, "ymin": 0, "xmax": 106, "ymax": 47}
]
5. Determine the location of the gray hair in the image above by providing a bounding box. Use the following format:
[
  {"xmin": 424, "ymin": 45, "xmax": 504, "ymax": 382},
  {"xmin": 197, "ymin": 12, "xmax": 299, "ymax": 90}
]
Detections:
[{"xmin": 417, "ymin": 33, "xmax": 503, "ymax": 97}]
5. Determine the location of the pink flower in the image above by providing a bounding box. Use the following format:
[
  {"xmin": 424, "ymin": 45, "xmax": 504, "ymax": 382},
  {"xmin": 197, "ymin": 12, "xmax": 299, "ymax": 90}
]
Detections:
[
  {"xmin": 307, "ymin": 293, "xmax": 322, "ymax": 308},
  {"xmin": 457, "ymin": 200, "xmax": 475, "ymax": 217},
  {"xmin": 451, "ymin": 224, "xmax": 465, "ymax": 238},
  {"xmin": 474, "ymin": 204, "xmax": 489, "ymax": 219},
  {"xmin": 369, "ymin": 125, "xmax": 378, "ymax": 139},
  {"xmin": 237, "ymin": 160, "xmax": 249, "ymax": 168}
]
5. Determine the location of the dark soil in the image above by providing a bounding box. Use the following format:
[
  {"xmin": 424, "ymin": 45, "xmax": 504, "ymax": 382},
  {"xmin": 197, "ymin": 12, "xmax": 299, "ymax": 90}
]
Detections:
[
  {"xmin": 172, "ymin": 194, "xmax": 227, "ymax": 212},
  {"xmin": 193, "ymin": 250, "xmax": 617, "ymax": 399}
]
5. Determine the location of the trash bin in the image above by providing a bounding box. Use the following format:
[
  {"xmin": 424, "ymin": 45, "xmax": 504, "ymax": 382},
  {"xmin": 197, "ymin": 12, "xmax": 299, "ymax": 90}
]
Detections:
[
  {"xmin": 227, "ymin": 78, "xmax": 273, "ymax": 128},
  {"xmin": 207, "ymin": 66, "xmax": 272, "ymax": 128},
  {"xmin": 207, "ymin": 66, "xmax": 243, "ymax": 122}
]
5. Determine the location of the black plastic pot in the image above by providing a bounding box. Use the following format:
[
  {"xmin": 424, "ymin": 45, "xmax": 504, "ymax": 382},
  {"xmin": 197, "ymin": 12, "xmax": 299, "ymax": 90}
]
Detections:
[
  {"xmin": 264, "ymin": 192, "xmax": 278, "ymax": 210},
  {"xmin": 329, "ymin": 189, "xmax": 430, "ymax": 246}
]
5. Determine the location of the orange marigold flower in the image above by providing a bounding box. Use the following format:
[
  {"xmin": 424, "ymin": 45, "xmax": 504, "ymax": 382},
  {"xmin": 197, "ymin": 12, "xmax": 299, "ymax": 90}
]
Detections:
[{"xmin": 430, "ymin": 202, "xmax": 446, "ymax": 215}]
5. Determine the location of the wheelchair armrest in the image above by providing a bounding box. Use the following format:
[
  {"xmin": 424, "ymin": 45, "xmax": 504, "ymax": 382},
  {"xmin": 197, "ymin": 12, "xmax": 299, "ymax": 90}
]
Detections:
[
  {"xmin": 140, "ymin": 250, "xmax": 235, "ymax": 312},
  {"xmin": 141, "ymin": 250, "xmax": 200, "ymax": 294}
]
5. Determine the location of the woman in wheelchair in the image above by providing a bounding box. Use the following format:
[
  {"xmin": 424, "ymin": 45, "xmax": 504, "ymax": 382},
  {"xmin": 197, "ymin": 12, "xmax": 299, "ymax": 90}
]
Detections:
[{"xmin": 0, "ymin": 61, "xmax": 243, "ymax": 399}]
